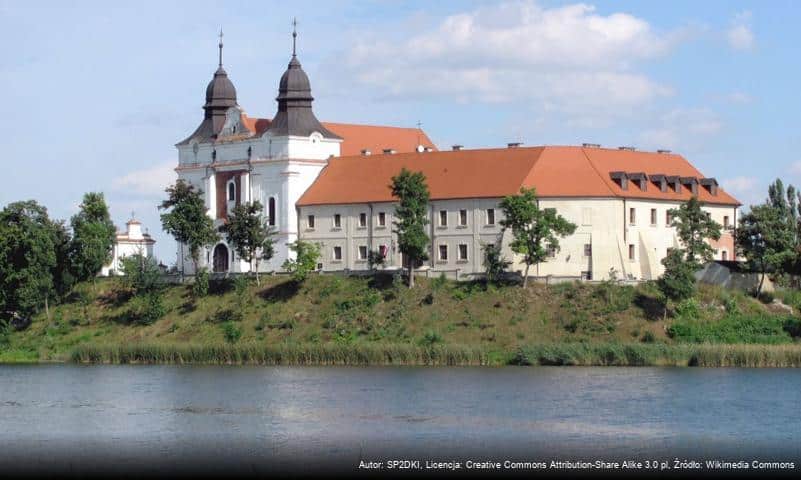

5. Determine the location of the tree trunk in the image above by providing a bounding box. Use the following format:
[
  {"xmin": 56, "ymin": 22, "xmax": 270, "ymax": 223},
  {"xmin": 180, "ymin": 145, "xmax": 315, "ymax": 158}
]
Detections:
[
  {"xmin": 523, "ymin": 263, "xmax": 530, "ymax": 288},
  {"xmin": 757, "ymin": 271, "xmax": 766, "ymax": 297},
  {"xmin": 44, "ymin": 294, "xmax": 50, "ymax": 321},
  {"xmin": 180, "ymin": 243, "xmax": 185, "ymax": 283},
  {"xmin": 408, "ymin": 263, "xmax": 415, "ymax": 288},
  {"xmin": 254, "ymin": 259, "xmax": 260, "ymax": 286}
]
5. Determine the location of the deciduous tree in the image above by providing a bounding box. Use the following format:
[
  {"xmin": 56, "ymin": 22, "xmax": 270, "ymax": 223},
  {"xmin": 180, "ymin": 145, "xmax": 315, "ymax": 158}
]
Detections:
[
  {"xmin": 499, "ymin": 187, "xmax": 576, "ymax": 288},
  {"xmin": 159, "ymin": 180, "xmax": 218, "ymax": 280},
  {"xmin": 69, "ymin": 192, "xmax": 116, "ymax": 283},
  {"xmin": 391, "ymin": 168, "xmax": 430, "ymax": 288},
  {"xmin": 282, "ymin": 241, "xmax": 321, "ymax": 283},
  {"xmin": 221, "ymin": 201, "xmax": 276, "ymax": 285},
  {"xmin": 667, "ymin": 196, "xmax": 722, "ymax": 269}
]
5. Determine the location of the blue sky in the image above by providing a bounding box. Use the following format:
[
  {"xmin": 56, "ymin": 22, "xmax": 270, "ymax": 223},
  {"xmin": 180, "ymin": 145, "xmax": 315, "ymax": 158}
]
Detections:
[{"xmin": 1, "ymin": 0, "xmax": 799, "ymax": 261}]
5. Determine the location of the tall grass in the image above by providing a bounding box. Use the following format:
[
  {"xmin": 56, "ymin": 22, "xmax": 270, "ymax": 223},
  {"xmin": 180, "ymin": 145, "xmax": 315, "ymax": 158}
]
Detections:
[
  {"xmin": 69, "ymin": 342, "xmax": 801, "ymax": 367},
  {"xmin": 511, "ymin": 343, "xmax": 801, "ymax": 367},
  {"xmin": 69, "ymin": 343, "xmax": 493, "ymax": 366}
]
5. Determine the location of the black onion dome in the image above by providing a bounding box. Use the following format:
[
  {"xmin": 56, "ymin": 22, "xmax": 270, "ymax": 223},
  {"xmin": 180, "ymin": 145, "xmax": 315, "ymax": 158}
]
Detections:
[
  {"xmin": 277, "ymin": 56, "xmax": 312, "ymax": 101},
  {"xmin": 205, "ymin": 66, "xmax": 237, "ymax": 108},
  {"xmin": 266, "ymin": 54, "xmax": 341, "ymax": 139}
]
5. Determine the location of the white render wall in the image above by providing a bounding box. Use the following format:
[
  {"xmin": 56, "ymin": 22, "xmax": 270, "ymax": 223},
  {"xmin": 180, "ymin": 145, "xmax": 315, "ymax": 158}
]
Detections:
[{"xmin": 299, "ymin": 197, "xmax": 739, "ymax": 281}]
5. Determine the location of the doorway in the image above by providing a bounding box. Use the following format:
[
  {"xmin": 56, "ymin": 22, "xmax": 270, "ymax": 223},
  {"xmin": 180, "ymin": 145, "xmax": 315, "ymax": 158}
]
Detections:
[{"xmin": 212, "ymin": 244, "xmax": 229, "ymax": 273}]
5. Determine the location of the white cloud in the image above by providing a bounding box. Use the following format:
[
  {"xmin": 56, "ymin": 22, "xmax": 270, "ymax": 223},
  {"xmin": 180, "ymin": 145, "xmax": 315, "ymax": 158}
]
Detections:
[
  {"xmin": 727, "ymin": 11, "xmax": 754, "ymax": 51},
  {"xmin": 111, "ymin": 161, "xmax": 176, "ymax": 197},
  {"xmin": 789, "ymin": 161, "xmax": 801, "ymax": 175},
  {"xmin": 639, "ymin": 107, "xmax": 722, "ymax": 151},
  {"xmin": 721, "ymin": 176, "xmax": 757, "ymax": 194},
  {"xmin": 343, "ymin": 1, "xmax": 679, "ymax": 117}
]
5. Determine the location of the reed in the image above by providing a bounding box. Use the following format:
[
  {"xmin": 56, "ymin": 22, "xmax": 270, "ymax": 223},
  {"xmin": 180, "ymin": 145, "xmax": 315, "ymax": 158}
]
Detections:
[
  {"xmin": 69, "ymin": 342, "xmax": 494, "ymax": 366},
  {"xmin": 511, "ymin": 343, "xmax": 801, "ymax": 367}
]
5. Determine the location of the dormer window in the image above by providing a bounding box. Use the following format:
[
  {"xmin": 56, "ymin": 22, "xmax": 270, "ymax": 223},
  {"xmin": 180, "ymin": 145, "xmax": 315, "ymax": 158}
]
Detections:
[
  {"xmin": 628, "ymin": 172, "xmax": 647, "ymax": 191},
  {"xmin": 666, "ymin": 176, "xmax": 681, "ymax": 193},
  {"xmin": 681, "ymin": 177, "xmax": 699, "ymax": 196},
  {"xmin": 700, "ymin": 178, "xmax": 719, "ymax": 196},
  {"xmin": 649, "ymin": 174, "xmax": 668, "ymax": 193},
  {"xmin": 610, "ymin": 171, "xmax": 628, "ymax": 190}
]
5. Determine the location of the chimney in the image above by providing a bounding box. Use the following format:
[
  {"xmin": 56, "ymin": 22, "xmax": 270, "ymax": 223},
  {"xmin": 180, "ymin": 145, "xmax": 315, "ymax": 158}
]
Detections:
[
  {"xmin": 507, "ymin": 142, "xmax": 522, "ymax": 149},
  {"xmin": 582, "ymin": 143, "xmax": 600, "ymax": 148},
  {"xmin": 657, "ymin": 149, "xmax": 672, "ymax": 154},
  {"xmin": 361, "ymin": 149, "xmax": 371, "ymax": 156},
  {"xmin": 618, "ymin": 146, "xmax": 636, "ymax": 151},
  {"xmin": 382, "ymin": 148, "xmax": 396, "ymax": 155},
  {"xmin": 452, "ymin": 145, "xmax": 463, "ymax": 151}
]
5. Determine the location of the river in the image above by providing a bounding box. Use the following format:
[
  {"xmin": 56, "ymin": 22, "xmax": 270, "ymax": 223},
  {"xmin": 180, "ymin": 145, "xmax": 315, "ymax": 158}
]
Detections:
[{"xmin": 1, "ymin": 365, "xmax": 800, "ymax": 476}]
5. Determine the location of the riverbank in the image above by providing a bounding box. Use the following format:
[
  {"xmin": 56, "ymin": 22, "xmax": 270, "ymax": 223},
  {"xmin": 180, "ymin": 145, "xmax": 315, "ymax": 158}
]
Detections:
[{"xmin": 2, "ymin": 274, "xmax": 800, "ymax": 366}]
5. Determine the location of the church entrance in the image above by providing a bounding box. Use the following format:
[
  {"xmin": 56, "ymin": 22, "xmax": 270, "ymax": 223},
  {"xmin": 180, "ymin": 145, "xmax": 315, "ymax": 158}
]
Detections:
[{"xmin": 212, "ymin": 244, "xmax": 229, "ymax": 273}]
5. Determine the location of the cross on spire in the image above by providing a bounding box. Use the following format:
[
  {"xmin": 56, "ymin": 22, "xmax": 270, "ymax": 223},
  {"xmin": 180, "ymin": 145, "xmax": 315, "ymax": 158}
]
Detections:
[
  {"xmin": 218, "ymin": 29, "xmax": 224, "ymax": 67},
  {"xmin": 292, "ymin": 17, "xmax": 298, "ymax": 57}
]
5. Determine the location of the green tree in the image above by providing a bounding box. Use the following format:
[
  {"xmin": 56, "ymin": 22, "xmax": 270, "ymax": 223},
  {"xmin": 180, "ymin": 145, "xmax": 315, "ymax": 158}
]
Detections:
[
  {"xmin": 499, "ymin": 187, "xmax": 577, "ymax": 288},
  {"xmin": 282, "ymin": 241, "xmax": 321, "ymax": 283},
  {"xmin": 482, "ymin": 242, "xmax": 510, "ymax": 286},
  {"xmin": 657, "ymin": 249, "xmax": 697, "ymax": 319},
  {"xmin": 667, "ymin": 196, "xmax": 722, "ymax": 268},
  {"xmin": 49, "ymin": 219, "xmax": 76, "ymax": 304},
  {"xmin": 69, "ymin": 192, "xmax": 116, "ymax": 283},
  {"xmin": 390, "ymin": 168, "xmax": 430, "ymax": 288},
  {"xmin": 0, "ymin": 201, "xmax": 57, "ymax": 325},
  {"xmin": 736, "ymin": 203, "xmax": 795, "ymax": 296},
  {"xmin": 159, "ymin": 180, "xmax": 218, "ymax": 280},
  {"xmin": 220, "ymin": 200, "xmax": 275, "ymax": 285}
]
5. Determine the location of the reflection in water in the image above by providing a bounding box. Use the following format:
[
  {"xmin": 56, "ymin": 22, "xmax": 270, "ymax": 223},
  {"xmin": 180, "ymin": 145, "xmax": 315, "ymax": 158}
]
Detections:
[{"xmin": 1, "ymin": 365, "xmax": 800, "ymax": 475}]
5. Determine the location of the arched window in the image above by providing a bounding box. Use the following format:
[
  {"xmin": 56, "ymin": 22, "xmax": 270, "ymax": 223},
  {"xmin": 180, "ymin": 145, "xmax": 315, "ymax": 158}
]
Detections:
[
  {"xmin": 268, "ymin": 197, "xmax": 276, "ymax": 226},
  {"xmin": 227, "ymin": 181, "xmax": 236, "ymax": 201}
]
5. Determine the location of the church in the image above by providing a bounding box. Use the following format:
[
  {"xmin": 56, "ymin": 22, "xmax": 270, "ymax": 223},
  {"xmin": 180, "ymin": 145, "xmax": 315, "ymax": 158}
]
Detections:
[{"xmin": 175, "ymin": 27, "xmax": 739, "ymax": 282}]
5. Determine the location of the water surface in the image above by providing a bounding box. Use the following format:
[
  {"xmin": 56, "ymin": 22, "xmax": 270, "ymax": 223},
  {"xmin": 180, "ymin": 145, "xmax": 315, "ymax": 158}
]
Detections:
[{"xmin": 1, "ymin": 365, "xmax": 799, "ymax": 475}]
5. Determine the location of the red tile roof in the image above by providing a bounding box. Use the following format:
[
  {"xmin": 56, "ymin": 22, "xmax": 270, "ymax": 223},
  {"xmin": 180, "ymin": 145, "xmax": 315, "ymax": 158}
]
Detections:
[
  {"xmin": 297, "ymin": 146, "xmax": 740, "ymax": 207},
  {"xmin": 240, "ymin": 115, "xmax": 436, "ymax": 156}
]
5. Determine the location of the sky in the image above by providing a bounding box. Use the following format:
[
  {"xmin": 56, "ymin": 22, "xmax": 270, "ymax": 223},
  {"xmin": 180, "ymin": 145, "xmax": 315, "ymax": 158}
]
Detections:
[{"xmin": 2, "ymin": 0, "xmax": 800, "ymax": 262}]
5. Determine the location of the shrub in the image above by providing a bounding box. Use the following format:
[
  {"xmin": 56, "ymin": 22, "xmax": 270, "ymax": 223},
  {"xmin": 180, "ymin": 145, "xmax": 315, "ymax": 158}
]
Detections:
[
  {"xmin": 668, "ymin": 314, "xmax": 793, "ymax": 344},
  {"xmin": 431, "ymin": 273, "xmax": 448, "ymax": 290},
  {"xmin": 722, "ymin": 295, "xmax": 739, "ymax": 315},
  {"xmin": 641, "ymin": 331, "xmax": 656, "ymax": 343},
  {"xmin": 674, "ymin": 298, "xmax": 700, "ymax": 319},
  {"xmin": 221, "ymin": 321, "xmax": 242, "ymax": 343},
  {"xmin": 127, "ymin": 293, "xmax": 166, "ymax": 325},
  {"xmin": 192, "ymin": 268, "xmax": 210, "ymax": 298},
  {"xmin": 419, "ymin": 330, "xmax": 443, "ymax": 346},
  {"xmin": 121, "ymin": 254, "xmax": 163, "ymax": 296}
]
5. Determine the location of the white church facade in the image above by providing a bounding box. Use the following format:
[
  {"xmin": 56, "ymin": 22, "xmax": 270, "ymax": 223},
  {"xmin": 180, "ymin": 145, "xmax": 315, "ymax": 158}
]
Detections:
[
  {"xmin": 101, "ymin": 218, "xmax": 156, "ymax": 276},
  {"xmin": 174, "ymin": 29, "xmax": 739, "ymax": 282}
]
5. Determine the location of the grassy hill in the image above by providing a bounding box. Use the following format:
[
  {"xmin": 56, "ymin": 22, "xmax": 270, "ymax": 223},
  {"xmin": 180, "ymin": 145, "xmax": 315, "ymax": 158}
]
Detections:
[{"xmin": 2, "ymin": 273, "xmax": 800, "ymax": 366}]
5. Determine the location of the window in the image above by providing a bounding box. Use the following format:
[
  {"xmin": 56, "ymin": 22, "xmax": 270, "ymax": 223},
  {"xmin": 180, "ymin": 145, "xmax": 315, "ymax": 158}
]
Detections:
[
  {"xmin": 547, "ymin": 245, "xmax": 557, "ymax": 258},
  {"xmin": 459, "ymin": 209, "xmax": 468, "ymax": 226},
  {"xmin": 581, "ymin": 271, "xmax": 592, "ymax": 281},
  {"xmin": 458, "ymin": 244, "xmax": 468, "ymax": 261},
  {"xmin": 650, "ymin": 208, "xmax": 657, "ymax": 226},
  {"xmin": 307, "ymin": 215, "xmax": 315, "ymax": 229},
  {"xmin": 268, "ymin": 198, "xmax": 276, "ymax": 226},
  {"xmin": 438, "ymin": 244, "xmax": 448, "ymax": 261},
  {"xmin": 379, "ymin": 244, "xmax": 388, "ymax": 258},
  {"xmin": 333, "ymin": 246, "xmax": 342, "ymax": 261},
  {"xmin": 227, "ymin": 181, "xmax": 236, "ymax": 201},
  {"xmin": 628, "ymin": 244, "xmax": 635, "ymax": 261},
  {"xmin": 486, "ymin": 208, "xmax": 496, "ymax": 225},
  {"xmin": 722, "ymin": 250, "xmax": 728, "ymax": 261},
  {"xmin": 357, "ymin": 245, "xmax": 368, "ymax": 260},
  {"xmin": 333, "ymin": 213, "xmax": 341, "ymax": 228},
  {"xmin": 378, "ymin": 212, "xmax": 386, "ymax": 227},
  {"xmin": 629, "ymin": 207, "xmax": 636, "ymax": 225},
  {"xmin": 666, "ymin": 211, "xmax": 672, "ymax": 226},
  {"xmin": 359, "ymin": 213, "xmax": 367, "ymax": 228},
  {"xmin": 584, "ymin": 244, "xmax": 592, "ymax": 257},
  {"xmin": 724, "ymin": 216, "xmax": 730, "ymax": 229},
  {"xmin": 439, "ymin": 210, "xmax": 448, "ymax": 227}
]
